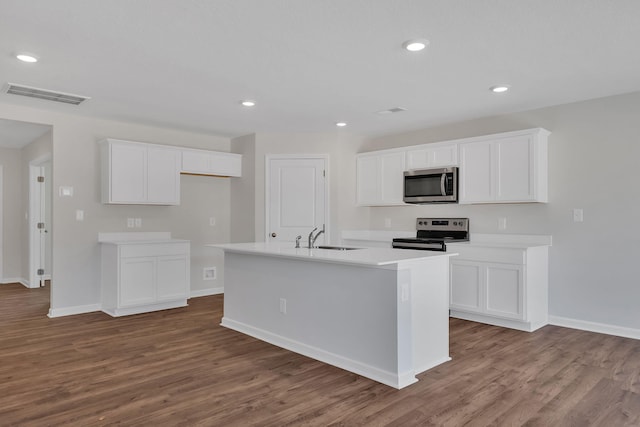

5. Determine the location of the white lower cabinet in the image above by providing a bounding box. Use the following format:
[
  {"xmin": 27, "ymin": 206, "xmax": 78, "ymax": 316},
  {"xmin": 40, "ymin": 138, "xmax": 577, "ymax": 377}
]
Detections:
[
  {"xmin": 449, "ymin": 243, "xmax": 548, "ymax": 332},
  {"xmin": 101, "ymin": 240, "xmax": 190, "ymax": 316}
]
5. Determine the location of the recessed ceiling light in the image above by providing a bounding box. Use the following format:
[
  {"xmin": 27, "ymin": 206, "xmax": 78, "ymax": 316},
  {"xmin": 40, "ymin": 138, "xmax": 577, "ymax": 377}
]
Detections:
[
  {"xmin": 335, "ymin": 122, "xmax": 347, "ymax": 127},
  {"xmin": 240, "ymin": 100, "xmax": 255, "ymax": 107},
  {"xmin": 490, "ymin": 85, "xmax": 510, "ymax": 93},
  {"xmin": 402, "ymin": 39, "xmax": 429, "ymax": 52},
  {"xmin": 16, "ymin": 53, "xmax": 38, "ymax": 63}
]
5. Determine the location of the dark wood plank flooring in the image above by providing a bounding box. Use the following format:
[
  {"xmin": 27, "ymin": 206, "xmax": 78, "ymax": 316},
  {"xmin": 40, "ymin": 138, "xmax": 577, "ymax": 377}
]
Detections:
[{"xmin": 1, "ymin": 283, "xmax": 640, "ymax": 426}]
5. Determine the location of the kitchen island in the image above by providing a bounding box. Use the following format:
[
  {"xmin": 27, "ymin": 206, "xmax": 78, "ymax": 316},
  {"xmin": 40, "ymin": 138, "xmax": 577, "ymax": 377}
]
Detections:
[{"xmin": 209, "ymin": 242, "xmax": 456, "ymax": 389}]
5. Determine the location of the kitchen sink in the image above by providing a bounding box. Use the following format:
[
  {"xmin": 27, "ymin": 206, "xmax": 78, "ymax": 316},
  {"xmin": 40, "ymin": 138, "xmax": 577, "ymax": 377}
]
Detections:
[{"xmin": 315, "ymin": 245, "xmax": 364, "ymax": 251}]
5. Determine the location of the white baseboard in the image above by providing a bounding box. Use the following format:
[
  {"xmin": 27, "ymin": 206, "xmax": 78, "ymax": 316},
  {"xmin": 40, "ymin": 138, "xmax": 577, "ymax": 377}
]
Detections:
[
  {"xmin": 48, "ymin": 303, "xmax": 101, "ymax": 318},
  {"xmin": 549, "ymin": 315, "xmax": 640, "ymax": 340},
  {"xmin": 2, "ymin": 277, "xmax": 29, "ymax": 287},
  {"xmin": 190, "ymin": 287, "xmax": 224, "ymax": 298},
  {"xmin": 221, "ymin": 316, "xmax": 417, "ymax": 389}
]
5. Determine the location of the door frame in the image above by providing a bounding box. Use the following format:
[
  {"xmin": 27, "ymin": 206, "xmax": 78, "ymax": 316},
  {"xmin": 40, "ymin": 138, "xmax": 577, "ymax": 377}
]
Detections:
[
  {"xmin": 264, "ymin": 154, "xmax": 330, "ymax": 243},
  {"xmin": 29, "ymin": 154, "xmax": 52, "ymax": 288},
  {"xmin": 0, "ymin": 165, "xmax": 3, "ymax": 282}
]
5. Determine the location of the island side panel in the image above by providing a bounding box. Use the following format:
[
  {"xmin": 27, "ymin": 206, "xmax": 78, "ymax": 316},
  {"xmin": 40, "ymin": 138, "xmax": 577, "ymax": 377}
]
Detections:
[
  {"xmin": 404, "ymin": 257, "xmax": 451, "ymax": 374},
  {"xmin": 221, "ymin": 252, "xmax": 413, "ymax": 388}
]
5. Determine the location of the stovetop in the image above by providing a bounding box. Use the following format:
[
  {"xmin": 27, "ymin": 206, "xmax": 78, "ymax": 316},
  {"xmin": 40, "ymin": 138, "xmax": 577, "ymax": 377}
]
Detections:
[{"xmin": 392, "ymin": 218, "xmax": 469, "ymax": 251}]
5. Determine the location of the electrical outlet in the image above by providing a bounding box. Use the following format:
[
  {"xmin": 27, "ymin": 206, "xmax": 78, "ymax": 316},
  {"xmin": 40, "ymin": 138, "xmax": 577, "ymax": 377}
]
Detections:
[
  {"xmin": 203, "ymin": 267, "xmax": 216, "ymax": 280},
  {"xmin": 401, "ymin": 284, "xmax": 410, "ymax": 302},
  {"xmin": 384, "ymin": 218, "xmax": 392, "ymax": 228},
  {"xmin": 135, "ymin": 218, "xmax": 142, "ymax": 228},
  {"xmin": 573, "ymin": 208, "xmax": 584, "ymax": 222},
  {"xmin": 76, "ymin": 210, "xmax": 84, "ymax": 221},
  {"xmin": 279, "ymin": 298, "xmax": 287, "ymax": 314},
  {"xmin": 498, "ymin": 217, "xmax": 507, "ymax": 230},
  {"xmin": 127, "ymin": 218, "xmax": 135, "ymax": 228}
]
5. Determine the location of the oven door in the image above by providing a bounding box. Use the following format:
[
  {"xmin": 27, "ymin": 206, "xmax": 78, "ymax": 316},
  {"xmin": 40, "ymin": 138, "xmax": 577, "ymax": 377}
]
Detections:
[{"xmin": 403, "ymin": 167, "xmax": 458, "ymax": 204}]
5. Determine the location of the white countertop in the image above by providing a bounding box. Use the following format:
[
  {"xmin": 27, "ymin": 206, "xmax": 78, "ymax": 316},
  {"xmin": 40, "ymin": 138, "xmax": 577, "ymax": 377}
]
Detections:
[
  {"xmin": 342, "ymin": 230, "xmax": 552, "ymax": 249},
  {"xmin": 208, "ymin": 242, "xmax": 456, "ymax": 267},
  {"xmin": 448, "ymin": 233, "xmax": 552, "ymax": 249},
  {"xmin": 98, "ymin": 232, "xmax": 189, "ymax": 245}
]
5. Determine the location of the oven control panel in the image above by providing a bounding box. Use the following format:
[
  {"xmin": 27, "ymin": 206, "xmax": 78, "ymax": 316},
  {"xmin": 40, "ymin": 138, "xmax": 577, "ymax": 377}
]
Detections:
[{"xmin": 416, "ymin": 218, "xmax": 469, "ymax": 231}]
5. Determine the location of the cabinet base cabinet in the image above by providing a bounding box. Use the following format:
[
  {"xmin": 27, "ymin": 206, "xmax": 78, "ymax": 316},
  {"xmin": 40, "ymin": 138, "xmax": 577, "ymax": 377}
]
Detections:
[
  {"xmin": 449, "ymin": 244, "xmax": 548, "ymax": 332},
  {"xmin": 449, "ymin": 310, "xmax": 547, "ymax": 333},
  {"xmin": 101, "ymin": 240, "xmax": 190, "ymax": 317}
]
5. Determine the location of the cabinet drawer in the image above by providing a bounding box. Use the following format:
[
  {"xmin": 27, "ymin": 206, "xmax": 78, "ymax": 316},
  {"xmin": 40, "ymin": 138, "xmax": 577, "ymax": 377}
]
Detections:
[
  {"xmin": 448, "ymin": 245, "xmax": 525, "ymax": 264},
  {"xmin": 120, "ymin": 243, "xmax": 189, "ymax": 258}
]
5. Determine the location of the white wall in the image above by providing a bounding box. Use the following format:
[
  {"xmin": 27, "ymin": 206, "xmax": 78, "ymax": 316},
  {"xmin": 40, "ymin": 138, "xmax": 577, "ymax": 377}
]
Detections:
[
  {"xmin": 246, "ymin": 131, "xmax": 370, "ymax": 243},
  {"xmin": 0, "ymin": 101, "xmax": 233, "ymax": 313},
  {"xmin": 230, "ymin": 133, "xmax": 256, "ymax": 243},
  {"xmin": 0, "ymin": 147, "xmax": 22, "ymax": 281},
  {"xmin": 358, "ymin": 91, "xmax": 640, "ymax": 330}
]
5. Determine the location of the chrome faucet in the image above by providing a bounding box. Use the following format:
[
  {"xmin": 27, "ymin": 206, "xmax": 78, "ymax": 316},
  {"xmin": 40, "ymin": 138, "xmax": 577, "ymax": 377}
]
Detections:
[{"xmin": 308, "ymin": 225, "xmax": 325, "ymax": 248}]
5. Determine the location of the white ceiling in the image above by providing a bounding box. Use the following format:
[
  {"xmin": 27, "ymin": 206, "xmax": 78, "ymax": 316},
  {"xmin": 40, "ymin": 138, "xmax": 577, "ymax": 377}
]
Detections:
[
  {"xmin": 0, "ymin": 118, "xmax": 51, "ymax": 149},
  {"xmin": 1, "ymin": 0, "xmax": 640, "ymax": 138}
]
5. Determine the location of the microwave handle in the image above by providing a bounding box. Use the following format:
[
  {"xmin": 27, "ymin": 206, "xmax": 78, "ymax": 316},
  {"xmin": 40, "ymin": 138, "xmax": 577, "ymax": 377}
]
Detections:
[{"xmin": 440, "ymin": 173, "xmax": 446, "ymax": 196}]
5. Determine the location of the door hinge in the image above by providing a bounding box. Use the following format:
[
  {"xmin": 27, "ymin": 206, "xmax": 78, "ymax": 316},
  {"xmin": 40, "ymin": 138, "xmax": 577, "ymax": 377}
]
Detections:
[
  {"xmin": 37, "ymin": 222, "xmax": 45, "ymax": 229},
  {"xmin": 37, "ymin": 269, "xmax": 44, "ymax": 276},
  {"xmin": 37, "ymin": 176, "xmax": 45, "ymax": 183},
  {"xmin": 323, "ymin": 169, "xmax": 326, "ymax": 177}
]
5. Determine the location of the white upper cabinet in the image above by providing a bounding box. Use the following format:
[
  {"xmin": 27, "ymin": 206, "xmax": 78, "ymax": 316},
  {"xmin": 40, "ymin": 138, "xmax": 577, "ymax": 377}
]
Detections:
[
  {"xmin": 459, "ymin": 128, "xmax": 549, "ymax": 204},
  {"xmin": 405, "ymin": 141, "xmax": 458, "ymax": 170},
  {"xmin": 181, "ymin": 148, "xmax": 242, "ymax": 177},
  {"xmin": 356, "ymin": 150, "xmax": 406, "ymax": 206},
  {"xmin": 101, "ymin": 139, "xmax": 180, "ymax": 205}
]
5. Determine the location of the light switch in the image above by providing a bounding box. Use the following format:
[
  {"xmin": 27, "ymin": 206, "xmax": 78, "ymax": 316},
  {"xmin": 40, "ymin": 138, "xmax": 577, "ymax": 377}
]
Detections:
[
  {"xmin": 384, "ymin": 218, "xmax": 392, "ymax": 228},
  {"xmin": 127, "ymin": 218, "xmax": 135, "ymax": 228},
  {"xmin": 134, "ymin": 218, "xmax": 142, "ymax": 228},
  {"xmin": 59, "ymin": 186, "xmax": 73, "ymax": 197},
  {"xmin": 209, "ymin": 217, "xmax": 216, "ymax": 226},
  {"xmin": 75, "ymin": 210, "xmax": 84, "ymax": 221},
  {"xmin": 573, "ymin": 208, "xmax": 584, "ymax": 222}
]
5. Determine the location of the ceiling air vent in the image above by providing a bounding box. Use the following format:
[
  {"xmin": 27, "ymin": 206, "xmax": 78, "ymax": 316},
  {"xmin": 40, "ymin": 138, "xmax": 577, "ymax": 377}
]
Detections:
[
  {"xmin": 5, "ymin": 83, "xmax": 90, "ymax": 105},
  {"xmin": 377, "ymin": 107, "xmax": 407, "ymax": 115}
]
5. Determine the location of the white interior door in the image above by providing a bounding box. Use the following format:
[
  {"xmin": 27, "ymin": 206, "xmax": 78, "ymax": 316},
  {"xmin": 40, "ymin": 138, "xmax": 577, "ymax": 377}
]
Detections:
[
  {"xmin": 29, "ymin": 157, "xmax": 52, "ymax": 287},
  {"xmin": 267, "ymin": 156, "xmax": 327, "ymax": 245}
]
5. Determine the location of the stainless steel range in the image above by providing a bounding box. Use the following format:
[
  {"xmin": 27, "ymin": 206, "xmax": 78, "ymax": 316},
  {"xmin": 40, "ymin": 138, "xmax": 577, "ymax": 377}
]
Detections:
[{"xmin": 392, "ymin": 218, "xmax": 469, "ymax": 251}]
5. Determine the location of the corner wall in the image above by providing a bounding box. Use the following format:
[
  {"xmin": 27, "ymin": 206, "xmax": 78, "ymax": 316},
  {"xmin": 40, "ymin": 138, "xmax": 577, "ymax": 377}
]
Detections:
[
  {"xmin": 0, "ymin": 147, "xmax": 22, "ymax": 281},
  {"xmin": 360, "ymin": 91, "xmax": 640, "ymax": 331},
  {"xmin": 0, "ymin": 101, "xmax": 233, "ymax": 314}
]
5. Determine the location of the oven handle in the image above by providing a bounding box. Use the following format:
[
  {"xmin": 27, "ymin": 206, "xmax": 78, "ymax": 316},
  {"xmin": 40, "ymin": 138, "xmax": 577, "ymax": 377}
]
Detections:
[{"xmin": 440, "ymin": 173, "xmax": 446, "ymax": 196}]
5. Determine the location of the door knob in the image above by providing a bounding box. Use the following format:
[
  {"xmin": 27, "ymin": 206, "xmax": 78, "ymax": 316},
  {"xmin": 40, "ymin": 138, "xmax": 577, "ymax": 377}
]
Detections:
[{"xmin": 271, "ymin": 233, "xmax": 277, "ymax": 238}]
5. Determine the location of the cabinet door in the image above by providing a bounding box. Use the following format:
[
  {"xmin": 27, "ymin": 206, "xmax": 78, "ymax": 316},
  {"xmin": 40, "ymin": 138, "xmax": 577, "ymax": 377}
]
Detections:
[
  {"xmin": 431, "ymin": 144, "xmax": 458, "ymax": 167},
  {"xmin": 156, "ymin": 255, "xmax": 189, "ymax": 301},
  {"xmin": 459, "ymin": 141, "xmax": 494, "ymax": 203},
  {"xmin": 406, "ymin": 148, "xmax": 430, "ymax": 170},
  {"xmin": 380, "ymin": 152, "xmax": 406, "ymax": 204},
  {"xmin": 495, "ymin": 135, "xmax": 534, "ymax": 202},
  {"xmin": 356, "ymin": 155, "xmax": 380, "ymax": 205},
  {"xmin": 209, "ymin": 153, "xmax": 242, "ymax": 177},
  {"xmin": 406, "ymin": 143, "xmax": 458, "ymax": 170},
  {"xmin": 182, "ymin": 149, "xmax": 209, "ymax": 174},
  {"xmin": 485, "ymin": 264, "xmax": 524, "ymax": 320},
  {"xmin": 147, "ymin": 147, "xmax": 180, "ymax": 205},
  {"xmin": 450, "ymin": 260, "xmax": 483, "ymax": 312},
  {"xmin": 110, "ymin": 143, "xmax": 146, "ymax": 203},
  {"xmin": 120, "ymin": 257, "xmax": 156, "ymax": 307}
]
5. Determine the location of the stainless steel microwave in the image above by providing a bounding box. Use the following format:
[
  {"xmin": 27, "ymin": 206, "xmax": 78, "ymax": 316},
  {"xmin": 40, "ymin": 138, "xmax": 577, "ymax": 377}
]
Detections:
[{"xmin": 403, "ymin": 167, "xmax": 458, "ymax": 204}]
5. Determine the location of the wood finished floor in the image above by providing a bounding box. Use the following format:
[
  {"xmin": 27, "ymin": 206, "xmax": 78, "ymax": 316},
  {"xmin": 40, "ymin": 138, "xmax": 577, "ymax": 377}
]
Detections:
[{"xmin": 1, "ymin": 283, "xmax": 640, "ymax": 426}]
